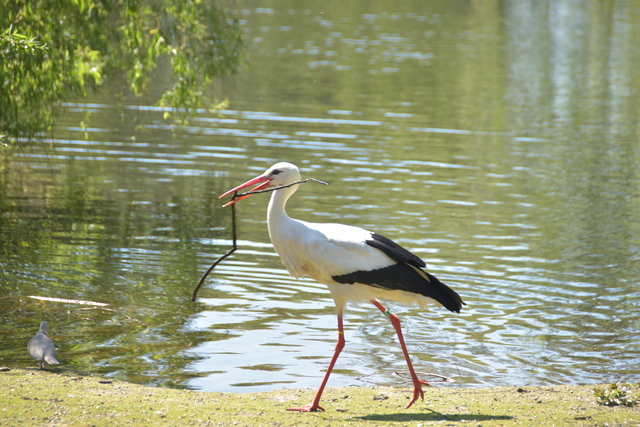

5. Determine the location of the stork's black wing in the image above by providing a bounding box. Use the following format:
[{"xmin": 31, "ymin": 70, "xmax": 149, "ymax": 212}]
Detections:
[{"xmin": 331, "ymin": 233, "xmax": 464, "ymax": 313}]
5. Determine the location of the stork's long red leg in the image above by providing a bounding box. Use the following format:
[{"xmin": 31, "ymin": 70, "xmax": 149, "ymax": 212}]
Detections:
[
  {"xmin": 287, "ymin": 310, "xmax": 346, "ymax": 412},
  {"xmin": 371, "ymin": 299, "xmax": 428, "ymax": 408}
]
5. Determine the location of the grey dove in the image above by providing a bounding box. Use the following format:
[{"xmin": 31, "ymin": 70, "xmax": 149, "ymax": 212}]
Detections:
[{"xmin": 27, "ymin": 321, "xmax": 59, "ymax": 369}]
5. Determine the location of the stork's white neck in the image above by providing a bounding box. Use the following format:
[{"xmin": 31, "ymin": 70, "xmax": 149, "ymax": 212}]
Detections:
[
  {"xmin": 267, "ymin": 184, "xmax": 299, "ymax": 232},
  {"xmin": 266, "ymin": 182, "xmax": 308, "ymax": 279}
]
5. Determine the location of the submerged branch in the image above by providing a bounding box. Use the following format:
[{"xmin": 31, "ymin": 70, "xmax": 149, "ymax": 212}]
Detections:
[
  {"xmin": 27, "ymin": 296, "xmax": 109, "ymax": 307},
  {"xmin": 192, "ymin": 193, "xmax": 238, "ymax": 302},
  {"xmin": 192, "ymin": 178, "xmax": 328, "ymax": 302}
]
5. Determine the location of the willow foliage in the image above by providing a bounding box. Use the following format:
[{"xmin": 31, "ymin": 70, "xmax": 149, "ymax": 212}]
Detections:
[{"xmin": 0, "ymin": 0, "xmax": 244, "ymax": 143}]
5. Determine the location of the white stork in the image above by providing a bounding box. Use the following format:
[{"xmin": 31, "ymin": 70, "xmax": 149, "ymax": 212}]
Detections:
[{"xmin": 219, "ymin": 162, "xmax": 464, "ymax": 412}]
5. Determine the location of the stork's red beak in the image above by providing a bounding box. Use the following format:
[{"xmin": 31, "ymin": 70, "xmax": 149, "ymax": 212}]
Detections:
[{"xmin": 219, "ymin": 175, "xmax": 272, "ymax": 207}]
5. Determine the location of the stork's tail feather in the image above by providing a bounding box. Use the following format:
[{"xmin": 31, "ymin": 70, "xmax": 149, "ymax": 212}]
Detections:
[{"xmin": 424, "ymin": 271, "xmax": 465, "ymax": 313}]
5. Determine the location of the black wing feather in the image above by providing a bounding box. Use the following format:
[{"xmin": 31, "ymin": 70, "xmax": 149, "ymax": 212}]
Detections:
[
  {"xmin": 331, "ymin": 233, "xmax": 464, "ymax": 313},
  {"xmin": 366, "ymin": 233, "xmax": 426, "ymax": 268}
]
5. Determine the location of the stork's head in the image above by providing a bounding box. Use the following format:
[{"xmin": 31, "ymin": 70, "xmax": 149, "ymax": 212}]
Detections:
[{"xmin": 219, "ymin": 162, "xmax": 301, "ymax": 206}]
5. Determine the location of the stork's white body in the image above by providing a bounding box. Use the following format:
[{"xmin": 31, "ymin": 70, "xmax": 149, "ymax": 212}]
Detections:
[
  {"xmin": 220, "ymin": 162, "xmax": 464, "ymax": 412},
  {"xmin": 268, "ymin": 214, "xmax": 437, "ymax": 310}
]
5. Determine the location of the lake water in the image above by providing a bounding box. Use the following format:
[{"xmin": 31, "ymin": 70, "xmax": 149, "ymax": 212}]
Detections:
[{"xmin": 1, "ymin": 0, "xmax": 639, "ymax": 393}]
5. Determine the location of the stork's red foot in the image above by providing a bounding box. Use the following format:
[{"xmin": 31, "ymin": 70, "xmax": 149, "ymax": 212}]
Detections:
[
  {"xmin": 404, "ymin": 386, "xmax": 424, "ymax": 409},
  {"xmin": 404, "ymin": 379, "xmax": 429, "ymax": 409},
  {"xmin": 287, "ymin": 403, "xmax": 325, "ymax": 412}
]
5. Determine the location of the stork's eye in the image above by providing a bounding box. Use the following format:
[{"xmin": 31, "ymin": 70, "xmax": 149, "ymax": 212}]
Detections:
[{"xmin": 271, "ymin": 170, "xmax": 282, "ymax": 176}]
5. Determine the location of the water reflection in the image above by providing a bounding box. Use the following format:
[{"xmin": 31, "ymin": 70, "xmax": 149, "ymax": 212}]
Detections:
[{"xmin": 1, "ymin": 0, "xmax": 639, "ymax": 393}]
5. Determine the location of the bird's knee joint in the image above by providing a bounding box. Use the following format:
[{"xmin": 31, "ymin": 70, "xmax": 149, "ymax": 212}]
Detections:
[{"xmin": 382, "ymin": 309, "xmax": 398, "ymax": 320}]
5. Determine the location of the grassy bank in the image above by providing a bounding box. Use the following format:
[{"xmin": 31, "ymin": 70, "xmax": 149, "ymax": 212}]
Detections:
[{"xmin": 1, "ymin": 368, "xmax": 638, "ymax": 426}]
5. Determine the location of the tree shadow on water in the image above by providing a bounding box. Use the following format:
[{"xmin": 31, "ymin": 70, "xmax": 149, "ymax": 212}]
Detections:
[{"xmin": 353, "ymin": 408, "xmax": 513, "ymax": 423}]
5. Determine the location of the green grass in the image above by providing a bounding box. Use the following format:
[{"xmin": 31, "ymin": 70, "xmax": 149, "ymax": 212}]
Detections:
[{"xmin": 2, "ymin": 368, "xmax": 639, "ymax": 426}]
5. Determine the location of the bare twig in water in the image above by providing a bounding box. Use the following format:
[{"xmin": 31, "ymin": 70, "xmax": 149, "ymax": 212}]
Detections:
[
  {"xmin": 27, "ymin": 296, "xmax": 109, "ymax": 307},
  {"xmin": 392, "ymin": 371, "xmax": 455, "ymax": 384},
  {"xmin": 66, "ymin": 307, "xmax": 135, "ymax": 321},
  {"xmin": 355, "ymin": 372, "xmax": 454, "ymax": 386},
  {"xmin": 67, "ymin": 311, "xmax": 96, "ymax": 321},
  {"xmin": 68, "ymin": 307, "xmax": 134, "ymax": 320},
  {"xmin": 192, "ymin": 193, "xmax": 238, "ymax": 302},
  {"xmin": 192, "ymin": 178, "xmax": 328, "ymax": 302}
]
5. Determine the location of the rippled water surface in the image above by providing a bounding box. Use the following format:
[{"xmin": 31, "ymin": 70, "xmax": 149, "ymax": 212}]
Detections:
[{"xmin": 2, "ymin": 1, "xmax": 639, "ymax": 393}]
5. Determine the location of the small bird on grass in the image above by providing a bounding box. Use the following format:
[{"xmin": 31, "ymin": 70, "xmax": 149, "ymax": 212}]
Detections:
[{"xmin": 27, "ymin": 321, "xmax": 59, "ymax": 369}]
